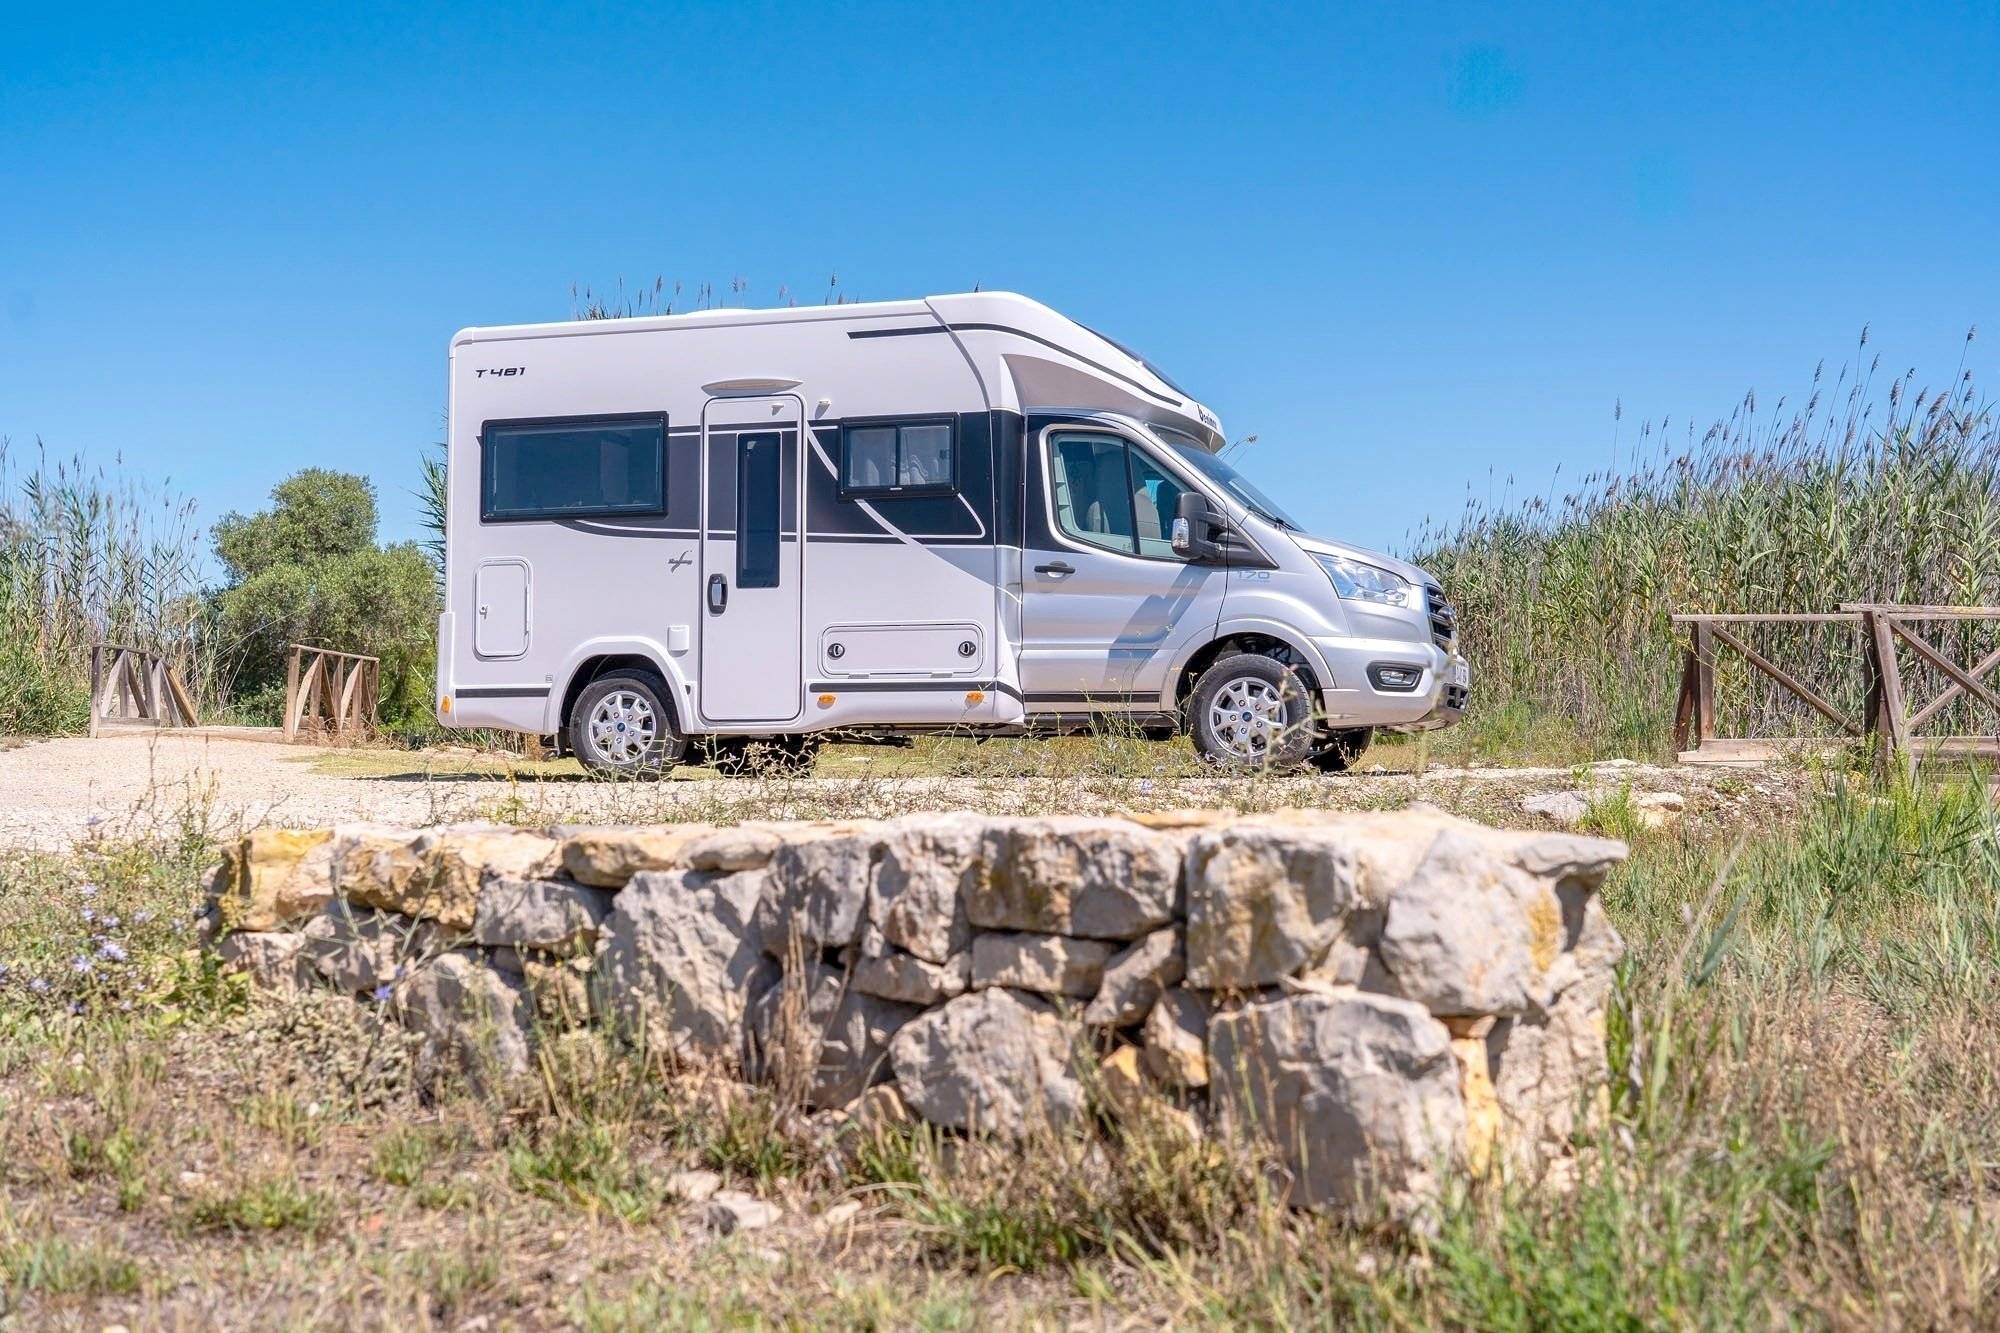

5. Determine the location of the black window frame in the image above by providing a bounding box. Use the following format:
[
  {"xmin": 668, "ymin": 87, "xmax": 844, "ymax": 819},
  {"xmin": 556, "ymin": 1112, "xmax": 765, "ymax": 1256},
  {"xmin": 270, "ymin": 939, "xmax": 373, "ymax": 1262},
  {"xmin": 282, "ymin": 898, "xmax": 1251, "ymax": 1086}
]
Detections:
[
  {"xmin": 838, "ymin": 415, "xmax": 959, "ymax": 499},
  {"xmin": 478, "ymin": 411, "xmax": 669, "ymax": 523}
]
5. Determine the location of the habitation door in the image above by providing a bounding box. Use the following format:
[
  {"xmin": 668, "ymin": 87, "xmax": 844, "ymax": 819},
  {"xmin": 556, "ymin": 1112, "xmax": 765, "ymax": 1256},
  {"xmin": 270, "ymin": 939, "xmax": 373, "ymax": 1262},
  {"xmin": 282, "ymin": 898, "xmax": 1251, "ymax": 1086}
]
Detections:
[{"xmin": 698, "ymin": 395, "xmax": 805, "ymax": 723}]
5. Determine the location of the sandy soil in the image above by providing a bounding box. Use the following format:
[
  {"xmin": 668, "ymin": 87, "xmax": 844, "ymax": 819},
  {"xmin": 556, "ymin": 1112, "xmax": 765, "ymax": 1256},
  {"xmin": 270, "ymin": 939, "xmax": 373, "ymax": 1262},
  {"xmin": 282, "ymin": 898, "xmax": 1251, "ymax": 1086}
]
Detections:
[{"xmin": 0, "ymin": 730, "xmax": 1797, "ymax": 851}]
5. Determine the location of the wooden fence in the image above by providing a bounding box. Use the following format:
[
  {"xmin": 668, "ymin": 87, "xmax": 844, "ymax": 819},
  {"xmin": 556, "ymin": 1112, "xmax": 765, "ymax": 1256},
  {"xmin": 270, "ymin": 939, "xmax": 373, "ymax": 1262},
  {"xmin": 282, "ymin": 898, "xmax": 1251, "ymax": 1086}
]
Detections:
[
  {"xmin": 284, "ymin": 644, "xmax": 381, "ymax": 741},
  {"xmin": 88, "ymin": 644, "xmax": 199, "ymax": 736},
  {"xmin": 1672, "ymin": 605, "xmax": 2000, "ymax": 774}
]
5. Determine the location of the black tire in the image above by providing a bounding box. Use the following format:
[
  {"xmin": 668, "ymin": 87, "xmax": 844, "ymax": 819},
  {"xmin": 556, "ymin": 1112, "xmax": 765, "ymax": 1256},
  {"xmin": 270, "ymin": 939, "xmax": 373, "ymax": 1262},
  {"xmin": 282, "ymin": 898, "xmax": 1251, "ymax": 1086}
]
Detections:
[
  {"xmin": 1310, "ymin": 726, "xmax": 1374, "ymax": 773},
  {"xmin": 704, "ymin": 733, "xmax": 819, "ymax": 778},
  {"xmin": 568, "ymin": 670, "xmax": 683, "ymax": 777},
  {"xmin": 1188, "ymin": 653, "xmax": 1315, "ymax": 769}
]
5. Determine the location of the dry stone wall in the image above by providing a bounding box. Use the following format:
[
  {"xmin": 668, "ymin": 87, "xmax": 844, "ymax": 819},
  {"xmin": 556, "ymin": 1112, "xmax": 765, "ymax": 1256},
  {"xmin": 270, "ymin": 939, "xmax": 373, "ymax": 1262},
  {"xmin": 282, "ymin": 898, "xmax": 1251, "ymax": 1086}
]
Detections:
[{"xmin": 203, "ymin": 807, "xmax": 1625, "ymax": 1218}]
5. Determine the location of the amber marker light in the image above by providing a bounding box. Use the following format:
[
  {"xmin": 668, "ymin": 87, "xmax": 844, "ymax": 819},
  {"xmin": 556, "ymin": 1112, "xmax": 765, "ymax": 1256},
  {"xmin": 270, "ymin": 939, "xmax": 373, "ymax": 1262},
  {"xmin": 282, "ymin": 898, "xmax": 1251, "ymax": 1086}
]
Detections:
[
  {"xmin": 817, "ymin": 693, "xmax": 836, "ymax": 707},
  {"xmin": 965, "ymin": 690, "xmax": 985, "ymax": 705},
  {"xmin": 440, "ymin": 696, "xmax": 451, "ymax": 714}
]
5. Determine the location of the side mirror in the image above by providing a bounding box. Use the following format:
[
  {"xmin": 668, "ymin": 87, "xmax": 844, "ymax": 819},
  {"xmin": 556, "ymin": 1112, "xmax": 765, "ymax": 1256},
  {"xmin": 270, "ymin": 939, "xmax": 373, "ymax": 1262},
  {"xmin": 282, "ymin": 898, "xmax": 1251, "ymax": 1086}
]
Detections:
[{"xmin": 1173, "ymin": 491, "xmax": 1225, "ymax": 562}]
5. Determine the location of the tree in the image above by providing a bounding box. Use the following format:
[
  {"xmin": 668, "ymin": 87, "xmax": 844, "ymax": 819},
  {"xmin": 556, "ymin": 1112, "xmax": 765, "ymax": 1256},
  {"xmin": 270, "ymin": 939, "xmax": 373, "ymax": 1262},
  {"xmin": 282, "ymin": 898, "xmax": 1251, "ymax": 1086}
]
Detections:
[{"xmin": 212, "ymin": 471, "xmax": 438, "ymax": 728}]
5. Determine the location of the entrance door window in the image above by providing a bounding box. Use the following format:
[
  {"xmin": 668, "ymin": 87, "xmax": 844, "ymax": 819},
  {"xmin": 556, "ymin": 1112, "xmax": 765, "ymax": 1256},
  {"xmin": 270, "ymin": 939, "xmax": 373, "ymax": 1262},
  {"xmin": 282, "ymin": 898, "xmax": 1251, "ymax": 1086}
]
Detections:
[
  {"xmin": 736, "ymin": 432, "xmax": 782, "ymax": 589},
  {"xmin": 1048, "ymin": 432, "xmax": 1191, "ymax": 559}
]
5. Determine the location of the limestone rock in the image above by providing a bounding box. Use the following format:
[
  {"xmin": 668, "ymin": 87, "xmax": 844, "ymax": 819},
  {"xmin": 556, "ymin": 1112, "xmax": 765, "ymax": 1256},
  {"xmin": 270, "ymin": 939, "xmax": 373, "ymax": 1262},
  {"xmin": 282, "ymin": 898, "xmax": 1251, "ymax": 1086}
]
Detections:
[
  {"xmin": 300, "ymin": 900, "xmax": 442, "ymax": 995},
  {"xmin": 667, "ymin": 1169, "xmax": 722, "ymax": 1204},
  {"xmin": 1141, "ymin": 987, "xmax": 1210, "ymax": 1088},
  {"xmin": 969, "ymin": 817, "xmax": 1180, "ymax": 939},
  {"xmin": 760, "ymin": 826, "xmax": 882, "ymax": 952},
  {"xmin": 1184, "ymin": 822, "xmax": 1362, "ymax": 988},
  {"xmin": 521, "ymin": 955, "xmax": 593, "ymax": 1026},
  {"xmin": 209, "ymin": 829, "xmax": 335, "ymax": 932},
  {"xmin": 870, "ymin": 813, "xmax": 988, "ymax": 962},
  {"xmin": 1083, "ymin": 926, "xmax": 1185, "ymax": 1026},
  {"xmin": 889, "ymin": 987, "xmax": 1085, "ymax": 1137},
  {"xmin": 844, "ymin": 1083, "xmax": 912, "ymax": 1131},
  {"xmin": 560, "ymin": 824, "xmax": 716, "ymax": 887},
  {"xmin": 752, "ymin": 961, "xmax": 920, "ymax": 1109},
  {"xmin": 1485, "ymin": 974, "xmax": 1614, "ymax": 1164},
  {"xmin": 1379, "ymin": 830, "xmax": 1555, "ymax": 1016},
  {"xmin": 472, "ymin": 877, "xmax": 614, "ymax": 955},
  {"xmin": 1520, "ymin": 789, "xmax": 1683, "ymax": 830},
  {"xmin": 971, "ymin": 931, "xmax": 1113, "ymax": 998},
  {"xmin": 1209, "ymin": 990, "xmax": 1466, "ymax": 1216},
  {"xmin": 214, "ymin": 929, "xmax": 306, "ymax": 996},
  {"xmin": 851, "ymin": 947, "xmax": 970, "ymax": 1006},
  {"xmin": 1448, "ymin": 1018, "xmax": 1503, "ymax": 1177},
  {"xmin": 705, "ymin": 1191, "xmax": 782, "ymax": 1233},
  {"xmin": 398, "ymin": 949, "xmax": 534, "ymax": 1098},
  {"xmin": 1097, "ymin": 1044, "xmax": 1202, "ymax": 1139},
  {"xmin": 593, "ymin": 868, "xmax": 778, "ymax": 1064},
  {"xmin": 685, "ymin": 825, "xmax": 783, "ymax": 872},
  {"xmin": 339, "ymin": 823, "xmax": 561, "ymax": 932},
  {"xmin": 1097, "ymin": 1043, "xmax": 1149, "ymax": 1118}
]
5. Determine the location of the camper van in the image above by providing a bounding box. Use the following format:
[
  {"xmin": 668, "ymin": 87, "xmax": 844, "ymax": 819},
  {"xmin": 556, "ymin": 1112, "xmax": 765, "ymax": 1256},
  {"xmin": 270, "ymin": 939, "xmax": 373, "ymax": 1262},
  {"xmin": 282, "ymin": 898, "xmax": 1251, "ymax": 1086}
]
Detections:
[{"xmin": 438, "ymin": 293, "xmax": 1468, "ymax": 774}]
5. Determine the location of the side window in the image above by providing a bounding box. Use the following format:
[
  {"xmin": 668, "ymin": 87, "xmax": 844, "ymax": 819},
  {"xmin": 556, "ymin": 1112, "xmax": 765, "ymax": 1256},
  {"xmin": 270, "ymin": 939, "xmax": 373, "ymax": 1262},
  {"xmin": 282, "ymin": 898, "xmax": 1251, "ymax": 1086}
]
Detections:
[
  {"xmin": 1128, "ymin": 449, "xmax": 1190, "ymax": 558},
  {"xmin": 841, "ymin": 419, "xmax": 957, "ymax": 496},
  {"xmin": 1049, "ymin": 434, "xmax": 1136, "ymax": 553},
  {"xmin": 1048, "ymin": 432, "xmax": 1190, "ymax": 559},
  {"xmin": 481, "ymin": 415, "xmax": 666, "ymax": 521}
]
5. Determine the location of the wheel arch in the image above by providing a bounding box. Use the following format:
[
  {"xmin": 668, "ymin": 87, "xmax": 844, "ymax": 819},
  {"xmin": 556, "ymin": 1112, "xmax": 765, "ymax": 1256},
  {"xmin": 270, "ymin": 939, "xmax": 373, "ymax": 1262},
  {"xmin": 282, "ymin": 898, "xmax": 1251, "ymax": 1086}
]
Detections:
[
  {"xmin": 553, "ymin": 641, "xmax": 691, "ymax": 740},
  {"xmin": 1172, "ymin": 624, "xmax": 1331, "ymax": 717}
]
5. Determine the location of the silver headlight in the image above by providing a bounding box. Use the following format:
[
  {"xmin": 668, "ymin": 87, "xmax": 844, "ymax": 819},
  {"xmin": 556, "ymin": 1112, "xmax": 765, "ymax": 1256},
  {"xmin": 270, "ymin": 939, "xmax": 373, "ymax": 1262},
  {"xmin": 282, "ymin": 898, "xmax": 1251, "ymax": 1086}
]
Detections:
[{"xmin": 1314, "ymin": 553, "xmax": 1416, "ymax": 608}]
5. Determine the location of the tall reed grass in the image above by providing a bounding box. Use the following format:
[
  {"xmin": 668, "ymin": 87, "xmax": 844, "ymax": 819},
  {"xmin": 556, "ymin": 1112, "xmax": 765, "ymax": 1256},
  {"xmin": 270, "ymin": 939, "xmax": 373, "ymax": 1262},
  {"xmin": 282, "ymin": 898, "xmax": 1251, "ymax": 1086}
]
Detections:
[
  {"xmin": 1410, "ymin": 330, "xmax": 1999, "ymax": 759},
  {"xmin": 0, "ymin": 439, "xmax": 207, "ymax": 734}
]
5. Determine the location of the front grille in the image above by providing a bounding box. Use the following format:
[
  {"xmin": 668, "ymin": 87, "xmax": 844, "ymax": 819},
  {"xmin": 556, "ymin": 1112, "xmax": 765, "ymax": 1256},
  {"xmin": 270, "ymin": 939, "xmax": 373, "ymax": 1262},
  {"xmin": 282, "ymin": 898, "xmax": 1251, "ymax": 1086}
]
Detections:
[
  {"xmin": 1444, "ymin": 684, "xmax": 1469, "ymax": 711},
  {"xmin": 1424, "ymin": 584, "xmax": 1456, "ymax": 651}
]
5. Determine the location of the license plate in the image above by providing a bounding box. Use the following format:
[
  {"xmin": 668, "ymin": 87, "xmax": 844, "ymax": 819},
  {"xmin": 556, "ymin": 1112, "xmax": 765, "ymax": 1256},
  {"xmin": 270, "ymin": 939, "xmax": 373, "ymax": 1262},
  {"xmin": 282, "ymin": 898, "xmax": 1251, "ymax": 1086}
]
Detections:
[{"xmin": 1449, "ymin": 659, "xmax": 1470, "ymax": 688}]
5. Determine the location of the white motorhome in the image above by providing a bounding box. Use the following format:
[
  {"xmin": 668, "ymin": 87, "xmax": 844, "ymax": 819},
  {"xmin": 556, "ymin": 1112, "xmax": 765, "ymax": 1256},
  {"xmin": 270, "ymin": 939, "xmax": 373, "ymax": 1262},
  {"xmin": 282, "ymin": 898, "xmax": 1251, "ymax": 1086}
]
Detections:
[{"xmin": 438, "ymin": 293, "xmax": 1468, "ymax": 774}]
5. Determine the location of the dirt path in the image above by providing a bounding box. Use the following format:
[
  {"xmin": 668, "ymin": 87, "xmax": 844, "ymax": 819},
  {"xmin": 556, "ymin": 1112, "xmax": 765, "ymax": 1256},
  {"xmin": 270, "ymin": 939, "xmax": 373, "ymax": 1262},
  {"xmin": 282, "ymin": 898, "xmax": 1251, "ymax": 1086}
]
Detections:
[{"xmin": 0, "ymin": 732, "xmax": 1797, "ymax": 851}]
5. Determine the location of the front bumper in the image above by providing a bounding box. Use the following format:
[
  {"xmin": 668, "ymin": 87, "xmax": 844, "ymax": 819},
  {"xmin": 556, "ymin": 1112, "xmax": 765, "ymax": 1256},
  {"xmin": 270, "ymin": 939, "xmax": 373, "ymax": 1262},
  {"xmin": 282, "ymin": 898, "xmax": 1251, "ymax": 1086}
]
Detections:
[{"xmin": 1309, "ymin": 634, "xmax": 1470, "ymax": 730}]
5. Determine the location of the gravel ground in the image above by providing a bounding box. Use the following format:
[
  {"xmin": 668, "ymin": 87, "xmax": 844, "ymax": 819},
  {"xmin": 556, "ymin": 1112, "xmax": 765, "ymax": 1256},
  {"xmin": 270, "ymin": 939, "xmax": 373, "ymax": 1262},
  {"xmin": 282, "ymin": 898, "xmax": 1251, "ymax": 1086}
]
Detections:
[{"xmin": 0, "ymin": 730, "xmax": 1803, "ymax": 852}]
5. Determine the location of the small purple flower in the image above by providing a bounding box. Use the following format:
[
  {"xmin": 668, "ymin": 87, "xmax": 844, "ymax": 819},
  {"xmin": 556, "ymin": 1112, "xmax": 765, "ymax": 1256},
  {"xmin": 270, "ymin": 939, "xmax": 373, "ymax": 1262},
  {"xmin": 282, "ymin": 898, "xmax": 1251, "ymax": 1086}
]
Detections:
[
  {"xmin": 29, "ymin": 977, "xmax": 50, "ymax": 994},
  {"xmin": 102, "ymin": 914, "xmax": 120, "ymax": 930},
  {"xmin": 131, "ymin": 910, "xmax": 153, "ymax": 925},
  {"xmin": 72, "ymin": 955, "xmax": 94, "ymax": 974},
  {"xmin": 79, "ymin": 883, "xmax": 99, "ymax": 899},
  {"xmin": 97, "ymin": 940, "xmax": 128, "ymax": 964},
  {"xmin": 371, "ymin": 983, "xmax": 394, "ymax": 1003},
  {"xmin": 80, "ymin": 907, "xmax": 96, "ymax": 925}
]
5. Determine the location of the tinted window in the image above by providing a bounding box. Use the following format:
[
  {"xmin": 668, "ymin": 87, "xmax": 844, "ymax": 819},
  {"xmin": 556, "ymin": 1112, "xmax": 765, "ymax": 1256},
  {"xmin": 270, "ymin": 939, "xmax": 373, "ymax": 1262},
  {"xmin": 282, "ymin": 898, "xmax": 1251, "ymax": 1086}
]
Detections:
[
  {"xmin": 1049, "ymin": 433, "xmax": 1138, "ymax": 554},
  {"xmin": 736, "ymin": 433, "xmax": 782, "ymax": 589},
  {"xmin": 482, "ymin": 416, "xmax": 665, "ymax": 521},
  {"xmin": 841, "ymin": 419, "xmax": 956, "ymax": 495},
  {"xmin": 1049, "ymin": 432, "xmax": 1189, "ymax": 560},
  {"xmin": 1128, "ymin": 449, "xmax": 1190, "ymax": 558}
]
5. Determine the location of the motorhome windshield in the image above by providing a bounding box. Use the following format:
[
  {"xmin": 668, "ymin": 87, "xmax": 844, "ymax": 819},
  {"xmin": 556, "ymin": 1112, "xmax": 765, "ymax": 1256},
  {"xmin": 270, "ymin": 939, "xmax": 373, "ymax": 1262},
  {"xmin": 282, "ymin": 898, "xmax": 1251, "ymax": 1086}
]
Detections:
[{"xmin": 1159, "ymin": 435, "xmax": 1303, "ymax": 530}]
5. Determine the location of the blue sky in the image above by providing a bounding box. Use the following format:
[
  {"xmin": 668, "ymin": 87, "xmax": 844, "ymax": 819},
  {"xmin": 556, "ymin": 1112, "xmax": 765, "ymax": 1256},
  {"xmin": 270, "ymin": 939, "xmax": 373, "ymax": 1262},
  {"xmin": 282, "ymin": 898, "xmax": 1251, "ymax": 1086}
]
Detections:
[{"xmin": 3, "ymin": 1, "xmax": 1996, "ymax": 557}]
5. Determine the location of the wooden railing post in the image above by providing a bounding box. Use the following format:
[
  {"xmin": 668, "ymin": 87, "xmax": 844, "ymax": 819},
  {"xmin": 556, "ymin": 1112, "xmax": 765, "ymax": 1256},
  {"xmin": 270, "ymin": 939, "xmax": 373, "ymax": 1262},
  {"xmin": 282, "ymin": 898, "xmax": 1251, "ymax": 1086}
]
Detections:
[{"xmin": 1863, "ymin": 609, "xmax": 1914, "ymax": 781}]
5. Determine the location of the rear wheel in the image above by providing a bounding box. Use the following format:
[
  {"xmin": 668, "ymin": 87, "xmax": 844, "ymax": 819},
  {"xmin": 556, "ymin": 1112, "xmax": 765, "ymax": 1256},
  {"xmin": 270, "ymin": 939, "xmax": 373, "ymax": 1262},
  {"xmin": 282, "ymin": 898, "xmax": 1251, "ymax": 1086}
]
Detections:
[
  {"xmin": 569, "ymin": 671, "xmax": 683, "ymax": 777},
  {"xmin": 1188, "ymin": 653, "xmax": 1315, "ymax": 769},
  {"xmin": 1310, "ymin": 726, "xmax": 1374, "ymax": 773}
]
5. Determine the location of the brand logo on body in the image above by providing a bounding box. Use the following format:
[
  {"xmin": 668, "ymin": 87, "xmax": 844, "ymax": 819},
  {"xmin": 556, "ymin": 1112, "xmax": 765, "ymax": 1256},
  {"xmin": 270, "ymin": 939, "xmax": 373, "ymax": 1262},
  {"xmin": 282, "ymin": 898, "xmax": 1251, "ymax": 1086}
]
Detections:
[
  {"xmin": 668, "ymin": 551, "xmax": 692, "ymax": 571},
  {"xmin": 475, "ymin": 367, "xmax": 526, "ymax": 378}
]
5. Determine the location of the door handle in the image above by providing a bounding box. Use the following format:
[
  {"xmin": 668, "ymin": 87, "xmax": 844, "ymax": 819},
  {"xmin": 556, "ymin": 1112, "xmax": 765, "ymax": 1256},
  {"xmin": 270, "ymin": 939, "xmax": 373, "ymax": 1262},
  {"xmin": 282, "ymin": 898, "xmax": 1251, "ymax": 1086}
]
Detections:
[
  {"xmin": 707, "ymin": 574, "xmax": 728, "ymax": 614},
  {"xmin": 1034, "ymin": 561, "xmax": 1076, "ymax": 577}
]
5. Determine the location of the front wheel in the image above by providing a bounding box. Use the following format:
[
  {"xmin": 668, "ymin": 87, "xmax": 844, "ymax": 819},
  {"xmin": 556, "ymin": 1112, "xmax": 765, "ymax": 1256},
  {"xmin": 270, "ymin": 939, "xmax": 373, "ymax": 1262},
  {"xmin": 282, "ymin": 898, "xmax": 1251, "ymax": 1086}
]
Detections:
[
  {"xmin": 1187, "ymin": 654, "xmax": 1315, "ymax": 769},
  {"xmin": 569, "ymin": 671, "xmax": 684, "ymax": 777}
]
